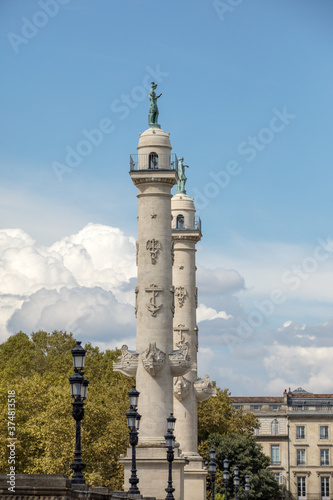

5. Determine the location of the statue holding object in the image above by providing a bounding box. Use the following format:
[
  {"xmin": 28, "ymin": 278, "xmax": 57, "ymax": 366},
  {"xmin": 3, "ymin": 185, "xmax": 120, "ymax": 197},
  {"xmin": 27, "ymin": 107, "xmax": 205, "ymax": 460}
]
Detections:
[
  {"xmin": 148, "ymin": 82, "xmax": 162, "ymax": 128},
  {"xmin": 176, "ymin": 157, "xmax": 189, "ymax": 194}
]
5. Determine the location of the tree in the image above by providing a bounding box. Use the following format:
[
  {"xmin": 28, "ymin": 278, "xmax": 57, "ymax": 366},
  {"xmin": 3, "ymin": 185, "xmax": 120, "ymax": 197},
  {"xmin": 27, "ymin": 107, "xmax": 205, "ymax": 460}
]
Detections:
[
  {"xmin": 0, "ymin": 330, "xmax": 134, "ymax": 490},
  {"xmin": 198, "ymin": 387, "xmax": 259, "ymax": 443},
  {"xmin": 206, "ymin": 433, "xmax": 280, "ymax": 500}
]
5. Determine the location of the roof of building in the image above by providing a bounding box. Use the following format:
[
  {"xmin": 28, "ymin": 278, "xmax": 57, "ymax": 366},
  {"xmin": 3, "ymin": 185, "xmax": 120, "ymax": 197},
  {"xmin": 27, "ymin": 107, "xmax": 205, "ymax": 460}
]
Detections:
[{"xmin": 231, "ymin": 397, "xmax": 284, "ymax": 403}]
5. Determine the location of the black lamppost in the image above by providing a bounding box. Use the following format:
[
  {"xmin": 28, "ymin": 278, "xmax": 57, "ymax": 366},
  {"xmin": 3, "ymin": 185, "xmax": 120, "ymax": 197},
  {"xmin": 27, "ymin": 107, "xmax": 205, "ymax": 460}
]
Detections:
[
  {"xmin": 233, "ymin": 466, "xmax": 239, "ymax": 500},
  {"xmin": 223, "ymin": 458, "xmax": 229, "ymax": 500},
  {"xmin": 208, "ymin": 448, "xmax": 217, "ymax": 500},
  {"xmin": 164, "ymin": 413, "xmax": 176, "ymax": 500},
  {"xmin": 69, "ymin": 341, "xmax": 89, "ymax": 485},
  {"xmin": 126, "ymin": 386, "xmax": 141, "ymax": 495},
  {"xmin": 245, "ymin": 474, "xmax": 250, "ymax": 500}
]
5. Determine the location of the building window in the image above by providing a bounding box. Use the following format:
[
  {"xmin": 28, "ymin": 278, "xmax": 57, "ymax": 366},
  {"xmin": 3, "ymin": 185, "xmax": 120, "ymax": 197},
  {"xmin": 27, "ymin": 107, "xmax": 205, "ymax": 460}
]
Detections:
[
  {"xmin": 321, "ymin": 476, "xmax": 330, "ymax": 498},
  {"xmin": 149, "ymin": 152, "xmax": 158, "ymax": 169},
  {"xmin": 296, "ymin": 426, "xmax": 305, "ymax": 439},
  {"xmin": 321, "ymin": 449, "xmax": 329, "ymax": 466},
  {"xmin": 271, "ymin": 405, "xmax": 280, "ymax": 410},
  {"xmin": 274, "ymin": 473, "xmax": 282, "ymax": 485},
  {"xmin": 320, "ymin": 426, "xmax": 329, "ymax": 439},
  {"xmin": 271, "ymin": 419, "xmax": 279, "ymax": 435},
  {"xmin": 271, "ymin": 445, "xmax": 280, "ymax": 465},
  {"xmin": 234, "ymin": 405, "xmax": 242, "ymax": 410},
  {"xmin": 251, "ymin": 405, "xmax": 262, "ymax": 410},
  {"xmin": 297, "ymin": 476, "xmax": 306, "ymax": 499},
  {"xmin": 176, "ymin": 215, "xmax": 185, "ymax": 229},
  {"xmin": 297, "ymin": 449, "xmax": 306, "ymax": 466}
]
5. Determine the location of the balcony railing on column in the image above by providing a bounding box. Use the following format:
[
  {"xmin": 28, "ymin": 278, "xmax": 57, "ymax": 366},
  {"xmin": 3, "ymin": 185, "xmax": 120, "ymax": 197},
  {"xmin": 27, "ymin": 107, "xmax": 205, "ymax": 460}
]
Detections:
[{"xmin": 130, "ymin": 153, "xmax": 178, "ymax": 171}]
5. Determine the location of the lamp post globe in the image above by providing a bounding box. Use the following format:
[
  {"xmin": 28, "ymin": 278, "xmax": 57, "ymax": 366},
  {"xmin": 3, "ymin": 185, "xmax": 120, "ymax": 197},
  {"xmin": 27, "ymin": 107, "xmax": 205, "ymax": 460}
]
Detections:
[{"xmin": 71, "ymin": 341, "xmax": 86, "ymax": 372}]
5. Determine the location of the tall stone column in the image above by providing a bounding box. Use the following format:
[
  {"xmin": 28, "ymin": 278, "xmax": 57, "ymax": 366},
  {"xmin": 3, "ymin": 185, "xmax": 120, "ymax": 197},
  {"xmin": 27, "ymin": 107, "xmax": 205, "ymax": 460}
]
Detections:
[
  {"xmin": 114, "ymin": 120, "xmax": 189, "ymax": 499},
  {"xmin": 171, "ymin": 190, "xmax": 216, "ymax": 500}
]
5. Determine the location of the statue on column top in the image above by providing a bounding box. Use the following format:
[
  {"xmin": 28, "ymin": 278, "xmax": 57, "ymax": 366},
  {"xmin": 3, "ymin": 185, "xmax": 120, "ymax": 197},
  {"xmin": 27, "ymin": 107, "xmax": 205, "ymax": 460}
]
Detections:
[
  {"xmin": 148, "ymin": 82, "xmax": 161, "ymax": 129},
  {"xmin": 176, "ymin": 157, "xmax": 189, "ymax": 194}
]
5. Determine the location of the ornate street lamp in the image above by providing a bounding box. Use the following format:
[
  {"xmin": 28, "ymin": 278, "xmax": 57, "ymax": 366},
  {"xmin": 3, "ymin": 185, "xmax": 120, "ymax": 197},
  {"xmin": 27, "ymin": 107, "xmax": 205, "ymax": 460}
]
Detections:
[
  {"xmin": 245, "ymin": 474, "xmax": 250, "ymax": 500},
  {"xmin": 69, "ymin": 341, "xmax": 89, "ymax": 485},
  {"xmin": 233, "ymin": 466, "xmax": 239, "ymax": 500},
  {"xmin": 223, "ymin": 458, "xmax": 229, "ymax": 500},
  {"xmin": 208, "ymin": 448, "xmax": 217, "ymax": 500},
  {"xmin": 165, "ymin": 413, "xmax": 176, "ymax": 500},
  {"xmin": 126, "ymin": 386, "xmax": 141, "ymax": 495}
]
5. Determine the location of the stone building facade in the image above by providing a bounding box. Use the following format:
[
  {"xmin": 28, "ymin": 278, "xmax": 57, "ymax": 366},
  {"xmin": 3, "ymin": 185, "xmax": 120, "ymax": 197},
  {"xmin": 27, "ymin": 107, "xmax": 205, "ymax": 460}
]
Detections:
[{"xmin": 231, "ymin": 388, "xmax": 333, "ymax": 499}]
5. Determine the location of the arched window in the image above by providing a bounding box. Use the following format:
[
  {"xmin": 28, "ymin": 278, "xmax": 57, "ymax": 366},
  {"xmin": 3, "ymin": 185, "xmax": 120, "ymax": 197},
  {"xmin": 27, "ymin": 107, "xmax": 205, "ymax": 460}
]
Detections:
[
  {"xmin": 271, "ymin": 419, "xmax": 279, "ymax": 435},
  {"xmin": 149, "ymin": 152, "xmax": 158, "ymax": 169},
  {"xmin": 177, "ymin": 215, "xmax": 185, "ymax": 229}
]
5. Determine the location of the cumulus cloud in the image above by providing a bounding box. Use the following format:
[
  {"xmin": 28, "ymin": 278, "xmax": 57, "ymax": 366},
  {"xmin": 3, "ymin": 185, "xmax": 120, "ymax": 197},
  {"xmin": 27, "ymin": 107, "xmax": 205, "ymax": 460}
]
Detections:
[
  {"xmin": 0, "ymin": 224, "xmax": 136, "ymax": 342},
  {"xmin": 264, "ymin": 345, "xmax": 333, "ymax": 394}
]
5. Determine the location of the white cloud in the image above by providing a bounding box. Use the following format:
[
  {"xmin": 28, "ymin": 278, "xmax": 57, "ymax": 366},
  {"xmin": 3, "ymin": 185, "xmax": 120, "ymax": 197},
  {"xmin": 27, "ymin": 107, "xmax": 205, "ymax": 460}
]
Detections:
[
  {"xmin": 0, "ymin": 224, "xmax": 136, "ymax": 342},
  {"xmin": 197, "ymin": 304, "xmax": 232, "ymax": 322},
  {"xmin": 264, "ymin": 345, "xmax": 333, "ymax": 394}
]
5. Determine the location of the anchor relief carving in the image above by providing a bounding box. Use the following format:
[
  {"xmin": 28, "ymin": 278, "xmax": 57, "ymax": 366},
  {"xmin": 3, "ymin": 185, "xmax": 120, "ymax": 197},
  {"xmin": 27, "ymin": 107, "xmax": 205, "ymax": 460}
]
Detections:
[
  {"xmin": 175, "ymin": 286, "xmax": 187, "ymax": 308},
  {"xmin": 145, "ymin": 284, "xmax": 163, "ymax": 317},
  {"xmin": 142, "ymin": 342, "xmax": 166, "ymax": 376},
  {"xmin": 169, "ymin": 324, "xmax": 191, "ymax": 376},
  {"xmin": 146, "ymin": 239, "xmax": 161, "ymax": 264}
]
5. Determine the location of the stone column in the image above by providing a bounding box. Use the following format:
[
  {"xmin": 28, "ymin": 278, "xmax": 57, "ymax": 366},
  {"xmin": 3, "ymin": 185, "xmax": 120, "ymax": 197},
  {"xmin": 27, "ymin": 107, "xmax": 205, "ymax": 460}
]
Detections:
[
  {"xmin": 115, "ymin": 128, "xmax": 188, "ymax": 500},
  {"xmin": 172, "ymin": 193, "xmax": 216, "ymax": 500}
]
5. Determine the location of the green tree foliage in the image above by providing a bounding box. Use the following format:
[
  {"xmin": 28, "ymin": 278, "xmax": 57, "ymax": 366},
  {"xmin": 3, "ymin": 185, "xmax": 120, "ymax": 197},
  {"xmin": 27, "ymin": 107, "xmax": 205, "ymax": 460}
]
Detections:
[
  {"xmin": 206, "ymin": 433, "xmax": 280, "ymax": 500},
  {"xmin": 198, "ymin": 389, "xmax": 281, "ymax": 499},
  {"xmin": 0, "ymin": 330, "xmax": 134, "ymax": 490},
  {"xmin": 198, "ymin": 388, "xmax": 259, "ymax": 443}
]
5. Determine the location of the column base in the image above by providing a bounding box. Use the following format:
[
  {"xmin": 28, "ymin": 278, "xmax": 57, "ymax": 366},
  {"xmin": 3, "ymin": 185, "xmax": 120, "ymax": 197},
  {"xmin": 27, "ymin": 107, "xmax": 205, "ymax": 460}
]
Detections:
[
  {"xmin": 183, "ymin": 455, "xmax": 207, "ymax": 500},
  {"xmin": 121, "ymin": 446, "xmax": 187, "ymax": 500}
]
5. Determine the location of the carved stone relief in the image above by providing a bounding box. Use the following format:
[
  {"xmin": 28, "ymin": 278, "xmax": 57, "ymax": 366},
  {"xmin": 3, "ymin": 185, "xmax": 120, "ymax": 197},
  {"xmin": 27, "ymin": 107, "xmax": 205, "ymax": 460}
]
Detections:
[
  {"xmin": 151, "ymin": 213, "xmax": 157, "ymax": 219},
  {"xmin": 113, "ymin": 345, "xmax": 139, "ymax": 377},
  {"xmin": 141, "ymin": 342, "xmax": 166, "ymax": 376},
  {"xmin": 174, "ymin": 286, "xmax": 187, "ymax": 308},
  {"xmin": 195, "ymin": 286, "xmax": 198, "ymax": 308},
  {"xmin": 194, "ymin": 374, "xmax": 217, "ymax": 402},
  {"xmin": 145, "ymin": 284, "xmax": 163, "ymax": 317},
  {"xmin": 173, "ymin": 376, "xmax": 191, "ymax": 401},
  {"xmin": 136, "ymin": 241, "xmax": 139, "ymax": 266},
  {"xmin": 170, "ymin": 286, "xmax": 175, "ymax": 315},
  {"xmin": 146, "ymin": 239, "xmax": 161, "ymax": 264},
  {"xmin": 171, "ymin": 241, "xmax": 175, "ymax": 265},
  {"xmin": 135, "ymin": 286, "xmax": 139, "ymax": 317}
]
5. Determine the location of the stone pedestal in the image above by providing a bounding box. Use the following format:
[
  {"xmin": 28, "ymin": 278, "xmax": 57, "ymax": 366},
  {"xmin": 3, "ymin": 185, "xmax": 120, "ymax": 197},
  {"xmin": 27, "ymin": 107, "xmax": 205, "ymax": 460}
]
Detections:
[{"xmin": 122, "ymin": 447, "xmax": 187, "ymax": 500}]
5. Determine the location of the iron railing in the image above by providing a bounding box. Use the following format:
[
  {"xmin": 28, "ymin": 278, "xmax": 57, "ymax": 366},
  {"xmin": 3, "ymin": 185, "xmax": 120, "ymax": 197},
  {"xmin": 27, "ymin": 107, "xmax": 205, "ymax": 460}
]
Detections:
[{"xmin": 130, "ymin": 153, "xmax": 178, "ymax": 171}]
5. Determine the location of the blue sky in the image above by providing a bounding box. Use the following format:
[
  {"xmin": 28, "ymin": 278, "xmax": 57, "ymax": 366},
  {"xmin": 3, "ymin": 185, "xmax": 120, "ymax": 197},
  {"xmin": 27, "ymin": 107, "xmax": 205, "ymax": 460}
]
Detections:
[{"xmin": 1, "ymin": 0, "xmax": 333, "ymax": 395}]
